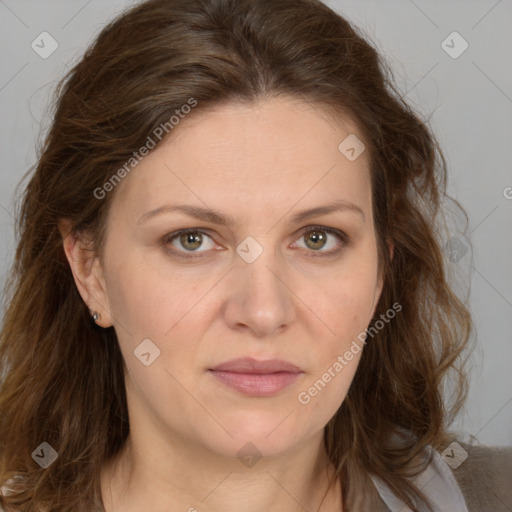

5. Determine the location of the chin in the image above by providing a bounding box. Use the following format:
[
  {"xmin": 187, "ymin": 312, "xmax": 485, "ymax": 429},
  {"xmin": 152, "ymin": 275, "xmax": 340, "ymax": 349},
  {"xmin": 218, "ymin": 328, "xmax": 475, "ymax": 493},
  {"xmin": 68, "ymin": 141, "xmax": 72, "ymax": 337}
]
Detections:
[{"xmin": 198, "ymin": 412, "xmax": 309, "ymax": 460}]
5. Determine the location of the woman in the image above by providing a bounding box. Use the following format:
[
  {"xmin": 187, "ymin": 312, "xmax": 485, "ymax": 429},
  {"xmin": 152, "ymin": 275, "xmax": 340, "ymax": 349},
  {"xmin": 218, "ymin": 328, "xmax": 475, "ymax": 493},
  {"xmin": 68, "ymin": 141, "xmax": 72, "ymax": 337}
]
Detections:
[{"xmin": 0, "ymin": 0, "xmax": 509, "ymax": 510}]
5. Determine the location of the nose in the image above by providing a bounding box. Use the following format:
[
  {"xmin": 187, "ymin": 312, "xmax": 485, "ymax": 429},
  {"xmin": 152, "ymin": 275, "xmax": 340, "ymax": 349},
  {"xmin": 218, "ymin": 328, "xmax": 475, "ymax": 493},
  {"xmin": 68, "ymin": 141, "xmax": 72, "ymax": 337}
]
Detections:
[{"xmin": 222, "ymin": 251, "xmax": 296, "ymax": 338}]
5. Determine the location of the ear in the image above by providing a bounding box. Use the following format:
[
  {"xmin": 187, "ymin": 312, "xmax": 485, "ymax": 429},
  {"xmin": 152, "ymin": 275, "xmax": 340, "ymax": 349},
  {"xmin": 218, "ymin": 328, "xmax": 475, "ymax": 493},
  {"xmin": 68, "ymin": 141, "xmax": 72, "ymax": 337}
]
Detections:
[{"xmin": 58, "ymin": 219, "xmax": 113, "ymax": 328}]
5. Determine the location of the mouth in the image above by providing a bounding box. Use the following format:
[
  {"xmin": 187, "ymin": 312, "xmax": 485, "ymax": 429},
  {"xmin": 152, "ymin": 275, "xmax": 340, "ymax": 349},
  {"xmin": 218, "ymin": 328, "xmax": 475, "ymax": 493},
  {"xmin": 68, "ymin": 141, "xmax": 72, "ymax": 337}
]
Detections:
[{"xmin": 208, "ymin": 357, "xmax": 304, "ymax": 397}]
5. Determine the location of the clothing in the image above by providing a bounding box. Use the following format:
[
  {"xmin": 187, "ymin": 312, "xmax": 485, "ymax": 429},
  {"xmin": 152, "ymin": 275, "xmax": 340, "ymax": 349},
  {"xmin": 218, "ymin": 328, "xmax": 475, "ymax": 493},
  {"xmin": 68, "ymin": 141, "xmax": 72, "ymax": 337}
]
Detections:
[{"xmin": 369, "ymin": 442, "xmax": 512, "ymax": 512}]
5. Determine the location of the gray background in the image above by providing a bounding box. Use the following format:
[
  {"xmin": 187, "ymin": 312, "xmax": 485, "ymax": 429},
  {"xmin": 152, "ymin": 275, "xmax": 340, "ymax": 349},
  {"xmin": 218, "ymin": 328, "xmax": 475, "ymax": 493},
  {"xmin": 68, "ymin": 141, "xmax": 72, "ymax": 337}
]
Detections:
[{"xmin": 0, "ymin": 0, "xmax": 511, "ymax": 446}]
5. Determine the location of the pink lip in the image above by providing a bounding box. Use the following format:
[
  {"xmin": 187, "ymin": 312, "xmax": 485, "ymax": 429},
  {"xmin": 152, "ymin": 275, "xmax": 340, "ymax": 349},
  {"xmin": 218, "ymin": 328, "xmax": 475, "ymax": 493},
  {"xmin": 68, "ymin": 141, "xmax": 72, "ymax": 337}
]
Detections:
[{"xmin": 209, "ymin": 358, "xmax": 304, "ymax": 396}]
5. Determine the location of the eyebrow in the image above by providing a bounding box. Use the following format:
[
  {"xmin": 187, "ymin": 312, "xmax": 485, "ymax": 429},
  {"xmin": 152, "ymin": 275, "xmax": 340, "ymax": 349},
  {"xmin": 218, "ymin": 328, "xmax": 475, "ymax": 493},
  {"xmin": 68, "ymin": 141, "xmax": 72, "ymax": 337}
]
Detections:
[{"xmin": 137, "ymin": 199, "xmax": 365, "ymax": 226}]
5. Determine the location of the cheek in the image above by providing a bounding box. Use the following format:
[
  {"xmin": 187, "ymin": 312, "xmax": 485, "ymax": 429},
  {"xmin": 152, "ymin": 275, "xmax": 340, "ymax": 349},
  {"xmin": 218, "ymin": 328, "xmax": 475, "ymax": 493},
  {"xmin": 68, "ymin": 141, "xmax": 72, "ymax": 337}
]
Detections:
[
  {"xmin": 295, "ymin": 340, "xmax": 363, "ymax": 438},
  {"xmin": 315, "ymin": 259, "xmax": 380, "ymax": 345},
  {"xmin": 293, "ymin": 263, "xmax": 380, "ymax": 421},
  {"xmin": 105, "ymin": 259, "xmax": 206, "ymax": 418},
  {"xmin": 103, "ymin": 256, "xmax": 213, "ymax": 397},
  {"xmin": 296, "ymin": 299, "xmax": 369, "ymax": 429},
  {"xmin": 104, "ymin": 254, "xmax": 204, "ymax": 338}
]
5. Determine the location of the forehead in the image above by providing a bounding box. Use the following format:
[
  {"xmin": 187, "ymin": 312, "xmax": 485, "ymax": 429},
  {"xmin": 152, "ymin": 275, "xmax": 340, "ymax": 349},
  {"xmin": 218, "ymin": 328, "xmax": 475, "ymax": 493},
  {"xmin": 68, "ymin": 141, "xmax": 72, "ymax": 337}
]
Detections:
[
  {"xmin": 110, "ymin": 96, "xmax": 372, "ymax": 222},
  {"xmin": 168, "ymin": 96, "xmax": 367, "ymax": 165}
]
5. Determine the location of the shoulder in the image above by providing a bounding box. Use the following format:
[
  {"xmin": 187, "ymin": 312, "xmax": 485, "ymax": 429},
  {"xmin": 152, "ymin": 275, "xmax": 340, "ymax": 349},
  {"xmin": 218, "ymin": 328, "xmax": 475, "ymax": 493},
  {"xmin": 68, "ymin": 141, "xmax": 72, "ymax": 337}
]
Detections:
[
  {"xmin": 369, "ymin": 439, "xmax": 512, "ymax": 512},
  {"xmin": 449, "ymin": 442, "xmax": 512, "ymax": 512}
]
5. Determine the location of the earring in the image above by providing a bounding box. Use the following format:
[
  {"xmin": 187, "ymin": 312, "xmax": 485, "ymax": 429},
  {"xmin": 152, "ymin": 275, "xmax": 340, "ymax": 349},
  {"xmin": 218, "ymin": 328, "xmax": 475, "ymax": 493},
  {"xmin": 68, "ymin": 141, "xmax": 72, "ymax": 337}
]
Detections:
[{"xmin": 92, "ymin": 311, "xmax": 101, "ymax": 322}]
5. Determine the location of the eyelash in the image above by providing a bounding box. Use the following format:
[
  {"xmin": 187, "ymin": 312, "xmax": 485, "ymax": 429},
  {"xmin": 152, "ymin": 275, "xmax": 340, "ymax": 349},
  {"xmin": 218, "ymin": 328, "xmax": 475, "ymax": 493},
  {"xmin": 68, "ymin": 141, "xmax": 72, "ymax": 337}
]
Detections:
[{"xmin": 162, "ymin": 225, "xmax": 349, "ymax": 260}]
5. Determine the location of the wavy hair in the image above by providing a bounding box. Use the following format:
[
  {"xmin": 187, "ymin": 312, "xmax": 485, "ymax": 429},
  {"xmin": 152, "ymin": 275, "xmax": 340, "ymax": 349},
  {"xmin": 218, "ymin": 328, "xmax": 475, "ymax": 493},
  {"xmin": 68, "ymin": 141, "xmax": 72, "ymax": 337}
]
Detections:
[{"xmin": 0, "ymin": 0, "xmax": 472, "ymax": 510}]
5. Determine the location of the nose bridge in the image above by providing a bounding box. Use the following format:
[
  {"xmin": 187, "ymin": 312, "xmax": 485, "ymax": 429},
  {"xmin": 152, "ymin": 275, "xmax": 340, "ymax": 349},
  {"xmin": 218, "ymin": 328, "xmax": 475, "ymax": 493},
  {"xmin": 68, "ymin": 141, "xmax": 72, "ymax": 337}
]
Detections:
[{"xmin": 223, "ymin": 238, "xmax": 296, "ymax": 336}]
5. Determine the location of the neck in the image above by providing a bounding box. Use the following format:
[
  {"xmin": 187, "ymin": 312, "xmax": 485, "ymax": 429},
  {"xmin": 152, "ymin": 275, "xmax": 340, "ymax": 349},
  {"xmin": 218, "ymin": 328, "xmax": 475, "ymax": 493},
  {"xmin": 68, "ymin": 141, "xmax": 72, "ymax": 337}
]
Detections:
[{"xmin": 100, "ymin": 431, "xmax": 342, "ymax": 512}]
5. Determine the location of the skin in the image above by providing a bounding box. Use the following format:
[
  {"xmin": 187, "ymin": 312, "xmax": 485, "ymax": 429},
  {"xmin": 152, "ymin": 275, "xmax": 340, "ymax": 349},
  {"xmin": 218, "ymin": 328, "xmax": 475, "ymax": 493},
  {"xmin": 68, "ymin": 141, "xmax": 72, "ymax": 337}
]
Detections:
[{"xmin": 61, "ymin": 96, "xmax": 388, "ymax": 512}]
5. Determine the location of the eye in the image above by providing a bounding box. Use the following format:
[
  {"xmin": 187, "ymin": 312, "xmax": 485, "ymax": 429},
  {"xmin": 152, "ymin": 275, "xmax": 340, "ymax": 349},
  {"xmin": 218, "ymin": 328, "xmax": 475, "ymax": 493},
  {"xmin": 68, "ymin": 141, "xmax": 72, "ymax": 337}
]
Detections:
[
  {"xmin": 162, "ymin": 225, "xmax": 348, "ymax": 260},
  {"xmin": 292, "ymin": 226, "xmax": 347, "ymax": 256},
  {"xmin": 163, "ymin": 229, "xmax": 216, "ymax": 256}
]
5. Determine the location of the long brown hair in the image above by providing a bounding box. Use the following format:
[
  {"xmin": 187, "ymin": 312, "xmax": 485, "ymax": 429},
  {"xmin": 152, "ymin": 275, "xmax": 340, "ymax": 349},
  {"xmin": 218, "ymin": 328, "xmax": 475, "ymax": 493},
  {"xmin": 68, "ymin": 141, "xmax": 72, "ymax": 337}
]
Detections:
[{"xmin": 0, "ymin": 0, "xmax": 472, "ymax": 510}]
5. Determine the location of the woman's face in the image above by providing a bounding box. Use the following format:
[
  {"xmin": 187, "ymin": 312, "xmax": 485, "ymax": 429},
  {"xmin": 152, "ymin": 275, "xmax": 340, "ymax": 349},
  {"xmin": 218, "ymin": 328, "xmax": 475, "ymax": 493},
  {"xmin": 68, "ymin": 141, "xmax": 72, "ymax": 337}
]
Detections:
[{"xmin": 92, "ymin": 97, "xmax": 383, "ymax": 459}]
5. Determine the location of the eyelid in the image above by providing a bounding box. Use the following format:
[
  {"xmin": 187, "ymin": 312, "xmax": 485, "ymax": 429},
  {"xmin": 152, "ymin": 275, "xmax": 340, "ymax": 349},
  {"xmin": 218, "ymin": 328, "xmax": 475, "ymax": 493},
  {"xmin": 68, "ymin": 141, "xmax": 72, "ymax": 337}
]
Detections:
[
  {"xmin": 162, "ymin": 228, "xmax": 218, "ymax": 258},
  {"xmin": 162, "ymin": 225, "xmax": 348, "ymax": 259},
  {"xmin": 292, "ymin": 225, "xmax": 347, "ymax": 256}
]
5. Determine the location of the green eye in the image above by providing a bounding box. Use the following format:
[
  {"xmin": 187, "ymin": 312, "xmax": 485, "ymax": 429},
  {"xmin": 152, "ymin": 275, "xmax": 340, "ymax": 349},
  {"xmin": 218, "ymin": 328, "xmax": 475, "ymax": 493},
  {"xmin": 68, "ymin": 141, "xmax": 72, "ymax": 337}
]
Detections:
[
  {"xmin": 303, "ymin": 230, "xmax": 328, "ymax": 250},
  {"xmin": 165, "ymin": 229, "xmax": 216, "ymax": 255},
  {"xmin": 294, "ymin": 226, "xmax": 346, "ymax": 255},
  {"xmin": 163, "ymin": 225, "xmax": 348, "ymax": 260},
  {"xmin": 178, "ymin": 231, "xmax": 204, "ymax": 251}
]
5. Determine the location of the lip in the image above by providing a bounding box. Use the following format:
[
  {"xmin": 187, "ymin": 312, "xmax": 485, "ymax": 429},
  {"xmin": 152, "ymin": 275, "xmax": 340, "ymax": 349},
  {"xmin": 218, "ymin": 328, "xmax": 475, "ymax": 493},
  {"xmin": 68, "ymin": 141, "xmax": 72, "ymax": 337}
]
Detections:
[{"xmin": 209, "ymin": 357, "xmax": 304, "ymax": 396}]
